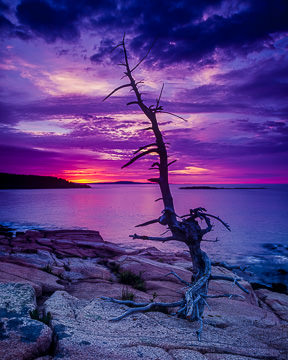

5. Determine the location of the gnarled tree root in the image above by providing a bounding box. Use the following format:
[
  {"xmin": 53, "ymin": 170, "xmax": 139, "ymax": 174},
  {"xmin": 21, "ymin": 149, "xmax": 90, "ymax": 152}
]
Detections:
[
  {"xmin": 101, "ymin": 253, "xmax": 248, "ymax": 340},
  {"xmin": 101, "ymin": 297, "xmax": 184, "ymax": 321}
]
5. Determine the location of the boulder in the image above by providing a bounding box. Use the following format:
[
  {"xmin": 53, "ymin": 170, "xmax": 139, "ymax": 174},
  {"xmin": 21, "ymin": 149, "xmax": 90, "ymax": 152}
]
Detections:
[
  {"xmin": 204, "ymin": 296, "xmax": 279, "ymax": 328},
  {"xmin": 255, "ymin": 289, "xmax": 288, "ymax": 321},
  {"xmin": 0, "ymin": 282, "xmax": 36, "ymax": 316},
  {"xmin": 62, "ymin": 258, "xmax": 112, "ymax": 282},
  {"xmin": 1, "ymin": 230, "xmax": 113, "ymax": 260},
  {"xmin": 3, "ymin": 250, "xmax": 56, "ymax": 269},
  {"xmin": 116, "ymin": 255, "xmax": 192, "ymax": 283},
  {"xmin": 0, "ymin": 283, "xmax": 52, "ymax": 360},
  {"xmin": 210, "ymin": 266, "xmax": 258, "ymax": 306}
]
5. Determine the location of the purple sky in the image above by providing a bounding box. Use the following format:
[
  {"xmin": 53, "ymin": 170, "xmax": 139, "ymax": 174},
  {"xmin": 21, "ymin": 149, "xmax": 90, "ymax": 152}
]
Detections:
[{"xmin": 0, "ymin": 0, "xmax": 287, "ymax": 183}]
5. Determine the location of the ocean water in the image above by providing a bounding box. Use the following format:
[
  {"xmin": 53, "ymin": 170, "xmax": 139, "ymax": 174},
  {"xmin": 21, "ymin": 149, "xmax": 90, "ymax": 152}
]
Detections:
[{"xmin": 1, "ymin": 184, "xmax": 287, "ymax": 289}]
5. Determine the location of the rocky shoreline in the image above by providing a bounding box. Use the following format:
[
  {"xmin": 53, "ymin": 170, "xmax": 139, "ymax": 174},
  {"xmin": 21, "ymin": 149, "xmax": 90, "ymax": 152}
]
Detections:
[{"xmin": 0, "ymin": 228, "xmax": 287, "ymax": 359}]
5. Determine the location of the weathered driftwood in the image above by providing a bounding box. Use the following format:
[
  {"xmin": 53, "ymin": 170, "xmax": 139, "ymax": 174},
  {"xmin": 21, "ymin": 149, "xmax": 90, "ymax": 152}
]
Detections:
[{"xmin": 102, "ymin": 35, "xmax": 248, "ymax": 339}]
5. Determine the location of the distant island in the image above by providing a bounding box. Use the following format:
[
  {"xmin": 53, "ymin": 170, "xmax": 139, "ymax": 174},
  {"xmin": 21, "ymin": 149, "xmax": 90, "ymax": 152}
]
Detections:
[
  {"xmin": 0, "ymin": 173, "xmax": 91, "ymax": 189},
  {"xmin": 179, "ymin": 186, "xmax": 266, "ymax": 190}
]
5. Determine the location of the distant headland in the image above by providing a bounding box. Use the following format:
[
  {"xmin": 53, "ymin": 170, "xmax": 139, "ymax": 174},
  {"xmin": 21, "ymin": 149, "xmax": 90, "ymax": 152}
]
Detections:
[
  {"xmin": 179, "ymin": 186, "xmax": 266, "ymax": 190},
  {"xmin": 0, "ymin": 173, "xmax": 90, "ymax": 189}
]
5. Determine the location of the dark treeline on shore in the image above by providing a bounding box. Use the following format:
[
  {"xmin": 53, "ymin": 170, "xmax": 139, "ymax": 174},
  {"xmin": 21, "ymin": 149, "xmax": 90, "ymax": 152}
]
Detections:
[{"xmin": 0, "ymin": 173, "xmax": 90, "ymax": 189}]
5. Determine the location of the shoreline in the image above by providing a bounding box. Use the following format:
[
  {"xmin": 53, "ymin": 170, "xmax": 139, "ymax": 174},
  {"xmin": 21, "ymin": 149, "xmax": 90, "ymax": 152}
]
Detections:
[
  {"xmin": 1, "ymin": 224, "xmax": 287, "ymax": 295},
  {"xmin": 0, "ymin": 228, "xmax": 287, "ymax": 359}
]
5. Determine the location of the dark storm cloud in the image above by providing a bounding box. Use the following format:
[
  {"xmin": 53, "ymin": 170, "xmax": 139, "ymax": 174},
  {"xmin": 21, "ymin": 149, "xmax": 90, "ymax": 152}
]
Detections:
[
  {"xmin": 90, "ymin": 38, "xmax": 122, "ymax": 64},
  {"xmin": 162, "ymin": 95, "xmax": 285, "ymax": 119},
  {"xmin": 16, "ymin": 0, "xmax": 80, "ymax": 42},
  {"xmin": 214, "ymin": 58, "xmax": 288, "ymax": 102},
  {"xmin": 0, "ymin": 13, "xmax": 13, "ymax": 32},
  {"xmin": 234, "ymin": 119, "xmax": 288, "ymax": 137},
  {"xmin": 0, "ymin": 1, "xmax": 33, "ymax": 39},
  {"xmin": 174, "ymin": 57, "xmax": 288, "ymax": 119},
  {"xmin": 128, "ymin": 0, "xmax": 288, "ymax": 65},
  {"xmin": 11, "ymin": 0, "xmax": 288, "ymax": 65},
  {"xmin": 236, "ymin": 76, "xmax": 288, "ymax": 103},
  {"xmin": 0, "ymin": 1, "xmax": 9, "ymax": 12}
]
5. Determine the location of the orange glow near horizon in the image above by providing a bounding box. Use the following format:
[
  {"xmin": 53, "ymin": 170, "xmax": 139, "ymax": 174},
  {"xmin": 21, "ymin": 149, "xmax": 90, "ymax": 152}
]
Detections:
[
  {"xmin": 65, "ymin": 174, "xmax": 149, "ymax": 183},
  {"xmin": 61, "ymin": 170, "xmax": 288, "ymax": 185},
  {"xmin": 65, "ymin": 176, "xmax": 288, "ymax": 185},
  {"xmin": 62, "ymin": 169, "xmax": 136, "ymax": 184},
  {"xmin": 55, "ymin": 162, "xmax": 288, "ymax": 185}
]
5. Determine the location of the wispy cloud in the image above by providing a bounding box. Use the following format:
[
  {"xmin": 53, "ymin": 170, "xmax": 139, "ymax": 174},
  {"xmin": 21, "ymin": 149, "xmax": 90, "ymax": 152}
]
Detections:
[{"xmin": 0, "ymin": 0, "xmax": 287, "ymax": 183}]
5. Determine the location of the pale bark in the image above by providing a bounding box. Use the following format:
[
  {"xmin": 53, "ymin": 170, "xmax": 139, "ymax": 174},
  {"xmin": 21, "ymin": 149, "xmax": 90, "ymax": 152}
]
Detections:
[{"xmin": 102, "ymin": 36, "xmax": 248, "ymax": 338}]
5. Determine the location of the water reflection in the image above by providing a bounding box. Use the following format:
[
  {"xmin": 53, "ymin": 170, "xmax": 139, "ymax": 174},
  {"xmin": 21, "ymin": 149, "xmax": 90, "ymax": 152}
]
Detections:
[{"xmin": 0, "ymin": 184, "xmax": 287, "ymax": 289}]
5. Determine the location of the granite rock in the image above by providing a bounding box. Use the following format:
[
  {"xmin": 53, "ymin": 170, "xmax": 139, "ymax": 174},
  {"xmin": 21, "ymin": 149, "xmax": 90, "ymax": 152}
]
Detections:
[
  {"xmin": 0, "ymin": 283, "xmax": 52, "ymax": 360},
  {"xmin": 0, "ymin": 230, "xmax": 288, "ymax": 359},
  {"xmin": 255, "ymin": 289, "xmax": 288, "ymax": 321},
  {"xmin": 44, "ymin": 290, "xmax": 287, "ymax": 360},
  {"xmin": 0, "ymin": 261, "xmax": 64, "ymax": 296}
]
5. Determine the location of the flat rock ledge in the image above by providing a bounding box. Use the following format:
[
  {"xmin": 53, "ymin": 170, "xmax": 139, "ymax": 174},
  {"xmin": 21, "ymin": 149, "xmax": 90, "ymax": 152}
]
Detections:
[{"xmin": 0, "ymin": 229, "xmax": 287, "ymax": 360}]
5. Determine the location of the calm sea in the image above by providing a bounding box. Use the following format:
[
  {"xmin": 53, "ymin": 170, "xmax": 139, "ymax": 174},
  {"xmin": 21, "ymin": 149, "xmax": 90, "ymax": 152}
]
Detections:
[{"xmin": 1, "ymin": 184, "xmax": 287, "ymax": 289}]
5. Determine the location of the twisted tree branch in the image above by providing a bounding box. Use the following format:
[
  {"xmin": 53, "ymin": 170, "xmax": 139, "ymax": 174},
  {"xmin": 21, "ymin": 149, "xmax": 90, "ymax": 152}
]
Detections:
[
  {"xmin": 135, "ymin": 218, "xmax": 159, "ymax": 227},
  {"xmin": 103, "ymin": 84, "xmax": 131, "ymax": 101},
  {"xmin": 122, "ymin": 148, "xmax": 159, "ymax": 169},
  {"xmin": 133, "ymin": 143, "xmax": 157, "ymax": 155},
  {"xmin": 101, "ymin": 37, "xmax": 246, "ymax": 341},
  {"xmin": 129, "ymin": 234, "xmax": 176, "ymax": 242}
]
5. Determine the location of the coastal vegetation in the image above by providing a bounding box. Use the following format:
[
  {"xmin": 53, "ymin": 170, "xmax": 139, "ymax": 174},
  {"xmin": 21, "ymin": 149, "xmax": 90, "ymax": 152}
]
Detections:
[
  {"xmin": 121, "ymin": 287, "xmax": 135, "ymax": 301},
  {"xmin": 29, "ymin": 309, "xmax": 52, "ymax": 326},
  {"xmin": 119, "ymin": 270, "xmax": 146, "ymax": 291},
  {"xmin": 0, "ymin": 173, "xmax": 90, "ymax": 189}
]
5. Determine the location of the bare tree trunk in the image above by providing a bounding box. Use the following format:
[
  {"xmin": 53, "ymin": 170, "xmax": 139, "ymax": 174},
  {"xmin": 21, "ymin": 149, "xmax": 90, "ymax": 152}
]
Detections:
[{"xmin": 102, "ymin": 36, "xmax": 247, "ymax": 338}]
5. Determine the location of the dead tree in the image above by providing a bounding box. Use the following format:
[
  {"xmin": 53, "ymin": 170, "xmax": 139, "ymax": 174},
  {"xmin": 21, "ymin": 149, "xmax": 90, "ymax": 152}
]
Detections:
[{"xmin": 102, "ymin": 36, "xmax": 248, "ymax": 339}]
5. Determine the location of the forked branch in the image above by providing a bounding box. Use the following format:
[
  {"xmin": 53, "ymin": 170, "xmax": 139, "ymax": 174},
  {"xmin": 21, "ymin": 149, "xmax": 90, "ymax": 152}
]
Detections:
[
  {"xmin": 122, "ymin": 148, "xmax": 159, "ymax": 169},
  {"xmin": 156, "ymin": 83, "xmax": 164, "ymax": 109},
  {"xmin": 157, "ymin": 111, "xmax": 187, "ymax": 122},
  {"xmin": 130, "ymin": 41, "xmax": 155, "ymax": 73},
  {"xmin": 134, "ymin": 143, "xmax": 157, "ymax": 154},
  {"xmin": 101, "ymin": 297, "xmax": 184, "ymax": 322},
  {"xmin": 181, "ymin": 210, "xmax": 231, "ymax": 232},
  {"xmin": 103, "ymin": 83, "xmax": 131, "ymax": 101}
]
